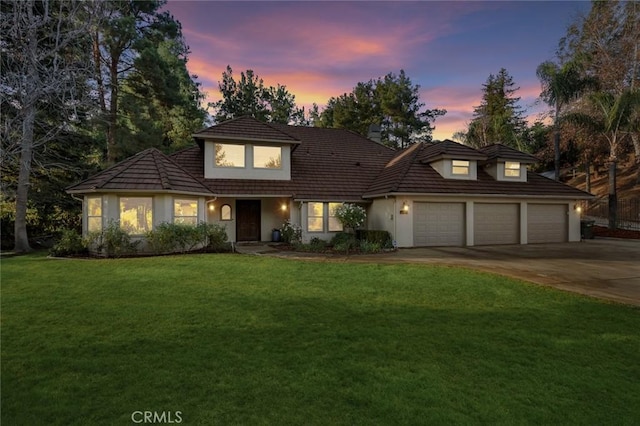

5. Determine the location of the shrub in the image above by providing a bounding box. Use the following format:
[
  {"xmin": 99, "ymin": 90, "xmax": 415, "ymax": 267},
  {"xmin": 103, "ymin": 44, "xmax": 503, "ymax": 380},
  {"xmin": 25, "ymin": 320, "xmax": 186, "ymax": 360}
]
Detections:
[
  {"xmin": 334, "ymin": 203, "xmax": 366, "ymax": 231},
  {"xmin": 359, "ymin": 240, "xmax": 382, "ymax": 254},
  {"xmin": 280, "ymin": 220, "xmax": 302, "ymax": 244},
  {"xmin": 146, "ymin": 223, "xmax": 205, "ymax": 254},
  {"xmin": 356, "ymin": 230, "xmax": 393, "ymax": 248},
  {"xmin": 199, "ymin": 222, "xmax": 231, "ymax": 252},
  {"xmin": 87, "ymin": 220, "xmax": 139, "ymax": 258},
  {"xmin": 330, "ymin": 232, "xmax": 359, "ymax": 254},
  {"xmin": 49, "ymin": 229, "xmax": 88, "ymax": 257}
]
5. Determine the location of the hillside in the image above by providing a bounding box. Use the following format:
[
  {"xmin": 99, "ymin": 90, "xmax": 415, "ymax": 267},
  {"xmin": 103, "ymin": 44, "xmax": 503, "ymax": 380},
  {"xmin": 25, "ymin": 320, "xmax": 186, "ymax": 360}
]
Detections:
[{"xmin": 566, "ymin": 160, "xmax": 640, "ymax": 200}]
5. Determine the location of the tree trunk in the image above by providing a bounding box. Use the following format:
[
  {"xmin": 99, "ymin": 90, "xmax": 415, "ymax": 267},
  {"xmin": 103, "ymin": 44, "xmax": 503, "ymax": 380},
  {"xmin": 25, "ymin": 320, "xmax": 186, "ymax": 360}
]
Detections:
[
  {"xmin": 14, "ymin": 103, "xmax": 36, "ymax": 253},
  {"xmin": 608, "ymin": 160, "xmax": 617, "ymax": 230},
  {"xmin": 585, "ymin": 158, "xmax": 591, "ymax": 193},
  {"xmin": 107, "ymin": 55, "xmax": 118, "ymax": 165},
  {"xmin": 554, "ymin": 128, "xmax": 560, "ymax": 181},
  {"xmin": 632, "ymin": 133, "xmax": 640, "ymax": 185}
]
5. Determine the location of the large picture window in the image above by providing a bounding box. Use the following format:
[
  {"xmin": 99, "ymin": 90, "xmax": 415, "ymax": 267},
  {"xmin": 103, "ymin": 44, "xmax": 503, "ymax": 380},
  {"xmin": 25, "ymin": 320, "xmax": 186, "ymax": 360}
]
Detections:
[
  {"xmin": 328, "ymin": 202, "xmax": 343, "ymax": 232},
  {"xmin": 253, "ymin": 146, "xmax": 282, "ymax": 169},
  {"xmin": 307, "ymin": 202, "xmax": 324, "ymax": 232},
  {"xmin": 87, "ymin": 197, "xmax": 102, "ymax": 232},
  {"xmin": 174, "ymin": 199, "xmax": 198, "ymax": 225},
  {"xmin": 215, "ymin": 143, "xmax": 245, "ymax": 167},
  {"xmin": 120, "ymin": 197, "xmax": 153, "ymax": 234}
]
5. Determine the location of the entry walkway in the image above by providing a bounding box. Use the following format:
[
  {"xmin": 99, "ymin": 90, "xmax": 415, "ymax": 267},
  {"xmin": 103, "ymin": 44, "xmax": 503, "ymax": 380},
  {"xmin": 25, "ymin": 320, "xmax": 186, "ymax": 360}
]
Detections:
[{"xmin": 253, "ymin": 239, "xmax": 640, "ymax": 306}]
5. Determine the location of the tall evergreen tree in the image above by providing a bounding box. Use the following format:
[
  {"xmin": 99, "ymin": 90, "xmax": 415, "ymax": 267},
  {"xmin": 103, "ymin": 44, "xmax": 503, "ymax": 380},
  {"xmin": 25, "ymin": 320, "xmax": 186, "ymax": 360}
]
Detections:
[
  {"xmin": 213, "ymin": 66, "xmax": 306, "ymax": 125},
  {"xmin": 465, "ymin": 68, "xmax": 527, "ymax": 149},
  {"xmin": 318, "ymin": 70, "xmax": 446, "ymax": 149}
]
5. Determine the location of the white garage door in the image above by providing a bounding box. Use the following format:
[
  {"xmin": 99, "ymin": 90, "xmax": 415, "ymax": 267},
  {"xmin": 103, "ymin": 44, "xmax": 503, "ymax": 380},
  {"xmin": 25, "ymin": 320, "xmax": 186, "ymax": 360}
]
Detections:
[
  {"xmin": 474, "ymin": 203, "xmax": 520, "ymax": 245},
  {"xmin": 414, "ymin": 202, "xmax": 465, "ymax": 246},
  {"xmin": 527, "ymin": 204, "xmax": 568, "ymax": 243}
]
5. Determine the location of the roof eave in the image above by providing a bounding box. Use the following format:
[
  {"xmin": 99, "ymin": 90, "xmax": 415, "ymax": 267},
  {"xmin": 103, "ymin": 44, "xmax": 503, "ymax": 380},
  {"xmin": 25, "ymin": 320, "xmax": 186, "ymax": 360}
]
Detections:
[{"xmin": 191, "ymin": 135, "xmax": 301, "ymax": 145}]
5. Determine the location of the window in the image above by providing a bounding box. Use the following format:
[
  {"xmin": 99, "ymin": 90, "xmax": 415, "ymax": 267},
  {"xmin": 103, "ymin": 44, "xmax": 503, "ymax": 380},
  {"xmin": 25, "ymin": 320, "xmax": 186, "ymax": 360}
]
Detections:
[
  {"xmin": 174, "ymin": 199, "xmax": 198, "ymax": 225},
  {"xmin": 215, "ymin": 143, "xmax": 245, "ymax": 167},
  {"xmin": 505, "ymin": 161, "xmax": 521, "ymax": 177},
  {"xmin": 307, "ymin": 202, "xmax": 324, "ymax": 232},
  {"xmin": 87, "ymin": 196, "xmax": 102, "ymax": 232},
  {"xmin": 452, "ymin": 160, "xmax": 470, "ymax": 176},
  {"xmin": 253, "ymin": 146, "xmax": 282, "ymax": 169},
  {"xmin": 221, "ymin": 204, "xmax": 232, "ymax": 221},
  {"xmin": 120, "ymin": 197, "xmax": 153, "ymax": 234},
  {"xmin": 328, "ymin": 202, "xmax": 343, "ymax": 232}
]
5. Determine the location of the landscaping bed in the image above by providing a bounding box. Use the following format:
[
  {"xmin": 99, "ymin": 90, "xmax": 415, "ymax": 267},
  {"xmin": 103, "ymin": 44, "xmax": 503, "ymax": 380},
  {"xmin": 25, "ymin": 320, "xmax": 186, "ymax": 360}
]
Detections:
[{"xmin": 593, "ymin": 225, "xmax": 640, "ymax": 239}]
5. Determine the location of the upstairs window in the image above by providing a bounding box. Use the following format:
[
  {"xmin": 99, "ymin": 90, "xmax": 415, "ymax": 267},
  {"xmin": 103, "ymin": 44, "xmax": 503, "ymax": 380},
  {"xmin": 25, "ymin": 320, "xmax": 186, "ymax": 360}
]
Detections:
[
  {"xmin": 452, "ymin": 160, "xmax": 470, "ymax": 176},
  {"xmin": 254, "ymin": 146, "xmax": 282, "ymax": 169},
  {"xmin": 505, "ymin": 161, "xmax": 521, "ymax": 177},
  {"xmin": 215, "ymin": 143, "xmax": 245, "ymax": 167},
  {"xmin": 87, "ymin": 197, "xmax": 102, "ymax": 232},
  {"xmin": 174, "ymin": 199, "xmax": 198, "ymax": 225}
]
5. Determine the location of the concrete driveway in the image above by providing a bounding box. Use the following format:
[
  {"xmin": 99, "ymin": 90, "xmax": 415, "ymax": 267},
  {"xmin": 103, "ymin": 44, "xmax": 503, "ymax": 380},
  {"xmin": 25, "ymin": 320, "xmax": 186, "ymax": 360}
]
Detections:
[
  {"xmin": 351, "ymin": 239, "xmax": 640, "ymax": 306},
  {"xmin": 258, "ymin": 239, "xmax": 640, "ymax": 306}
]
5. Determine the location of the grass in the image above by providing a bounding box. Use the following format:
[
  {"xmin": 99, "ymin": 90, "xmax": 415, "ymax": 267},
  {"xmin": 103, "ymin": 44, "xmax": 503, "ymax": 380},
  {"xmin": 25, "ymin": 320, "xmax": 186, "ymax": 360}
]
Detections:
[{"xmin": 2, "ymin": 253, "xmax": 639, "ymax": 425}]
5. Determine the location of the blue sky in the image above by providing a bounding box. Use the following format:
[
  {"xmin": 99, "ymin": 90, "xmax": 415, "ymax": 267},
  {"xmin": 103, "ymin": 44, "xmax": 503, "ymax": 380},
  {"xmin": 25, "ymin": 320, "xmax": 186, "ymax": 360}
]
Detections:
[{"xmin": 164, "ymin": 0, "xmax": 591, "ymax": 139}]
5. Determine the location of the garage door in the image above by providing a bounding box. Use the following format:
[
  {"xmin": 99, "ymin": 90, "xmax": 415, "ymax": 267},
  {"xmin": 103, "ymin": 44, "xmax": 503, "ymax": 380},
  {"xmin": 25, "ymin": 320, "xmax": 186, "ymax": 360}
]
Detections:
[
  {"xmin": 414, "ymin": 202, "xmax": 465, "ymax": 246},
  {"xmin": 474, "ymin": 203, "xmax": 520, "ymax": 245},
  {"xmin": 527, "ymin": 204, "xmax": 567, "ymax": 243}
]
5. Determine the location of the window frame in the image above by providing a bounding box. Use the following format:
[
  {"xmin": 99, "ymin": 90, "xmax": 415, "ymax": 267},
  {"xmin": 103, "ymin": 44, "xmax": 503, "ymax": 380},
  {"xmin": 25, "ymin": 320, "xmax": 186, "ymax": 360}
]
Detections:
[
  {"xmin": 307, "ymin": 202, "xmax": 324, "ymax": 232},
  {"xmin": 87, "ymin": 196, "xmax": 103, "ymax": 232},
  {"xmin": 215, "ymin": 143, "xmax": 246, "ymax": 168},
  {"xmin": 173, "ymin": 198, "xmax": 198, "ymax": 225},
  {"xmin": 253, "ymin": 145, "xmax": 282, "ymax": 169},
  {"xmin": 504, "ymin": 161, "xmax": 521, "ymax": 178},
  {"xmin": 119, "ymin": 196, "xmax": 153, "ymax": 235},
  {"xmin": 451, "ymin": 159, "xmax": 470, "ymax": 176}
]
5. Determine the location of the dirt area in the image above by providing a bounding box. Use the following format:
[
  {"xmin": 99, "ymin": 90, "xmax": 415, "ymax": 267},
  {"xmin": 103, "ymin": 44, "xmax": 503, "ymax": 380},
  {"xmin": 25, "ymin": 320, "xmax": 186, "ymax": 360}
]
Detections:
[{"xmin": 593, "ymin": 225, "xmax": 640, "ymax": 239}]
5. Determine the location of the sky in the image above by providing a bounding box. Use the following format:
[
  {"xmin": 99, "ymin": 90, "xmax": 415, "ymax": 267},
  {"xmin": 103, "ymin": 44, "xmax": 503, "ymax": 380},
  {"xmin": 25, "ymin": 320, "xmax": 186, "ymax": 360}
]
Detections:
[{"xmin": 164, "ymin": 0, "xmax": 591, "ymax": 140}]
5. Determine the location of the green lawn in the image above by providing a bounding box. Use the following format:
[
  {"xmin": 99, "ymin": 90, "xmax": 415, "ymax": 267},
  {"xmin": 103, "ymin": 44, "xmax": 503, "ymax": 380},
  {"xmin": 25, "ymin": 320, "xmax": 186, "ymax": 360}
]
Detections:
[{"xmin": 2, "ymin": 253, "xmax": 639, "ymax": 425}]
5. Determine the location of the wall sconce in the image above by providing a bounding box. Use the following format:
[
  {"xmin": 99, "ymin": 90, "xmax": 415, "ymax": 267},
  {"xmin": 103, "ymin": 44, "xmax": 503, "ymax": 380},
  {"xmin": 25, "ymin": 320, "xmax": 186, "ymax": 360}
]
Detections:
[
  {"xmin": 574, "ymin": 204, "xmax": 582, "ymax": 214},
  {"xmin": 208, "ymin": 204, "xmax": 215, "ymax": 212},
  {"xmin": 400, "ymin": 201, "xmax": 409, "ymax": 214},
  {"xmin": 281, "ymin": 203, "xmax": 287, "ymax": 212}
]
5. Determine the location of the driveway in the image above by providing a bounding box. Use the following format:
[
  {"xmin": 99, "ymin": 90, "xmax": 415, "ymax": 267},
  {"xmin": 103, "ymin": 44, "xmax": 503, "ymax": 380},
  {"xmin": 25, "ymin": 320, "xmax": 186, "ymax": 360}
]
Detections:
[{"xmin": 262, "ymin": 239, "xmax": 640, "ymax": 306}]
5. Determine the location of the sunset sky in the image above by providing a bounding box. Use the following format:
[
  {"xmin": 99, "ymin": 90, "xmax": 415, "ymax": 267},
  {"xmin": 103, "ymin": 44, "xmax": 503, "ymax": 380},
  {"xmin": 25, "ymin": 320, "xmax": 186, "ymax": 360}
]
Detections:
[{"xmin": 164, "ymin": 1, "xmax": 591, "ymax": 140}]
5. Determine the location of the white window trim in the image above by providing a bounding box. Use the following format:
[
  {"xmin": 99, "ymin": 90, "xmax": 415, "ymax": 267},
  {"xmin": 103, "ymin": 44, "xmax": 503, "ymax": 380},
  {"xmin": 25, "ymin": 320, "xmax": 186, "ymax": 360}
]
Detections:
[
  {"xmin": 87, "ymin": 196, "xmax": 103, "ymax": 233},
  {"xmin": 504, "ymin": 161, "xmax": 521, "ymax": 178},
  {"xmin": 307, "ymin": 202, "xmax": 324, "ymax": 232}
]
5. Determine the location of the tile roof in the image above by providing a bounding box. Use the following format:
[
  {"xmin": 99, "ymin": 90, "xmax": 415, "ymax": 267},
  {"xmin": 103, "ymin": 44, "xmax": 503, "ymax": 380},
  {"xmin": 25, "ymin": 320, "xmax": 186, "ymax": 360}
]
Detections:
[
  {"xmin": 66, "ymin": 148, "xmax": 213, "ymax": 196},
  {"xmin": 193, "ymin": 116, "xmax": 300, "ymax": 144},
  {"xmin": 419, "ymin": 139, "xmax": 487, "ymax": 162},
  {"xmin": 365, "ymin": 142, "xmax": 592, "ymax": 199},
  {"xmin": 69, "ymin": 124, "xmax": 591, "ymax": 201},
  {"xmin": 479, "ymin": 144, "xmax": 539, "ymax": 163}
]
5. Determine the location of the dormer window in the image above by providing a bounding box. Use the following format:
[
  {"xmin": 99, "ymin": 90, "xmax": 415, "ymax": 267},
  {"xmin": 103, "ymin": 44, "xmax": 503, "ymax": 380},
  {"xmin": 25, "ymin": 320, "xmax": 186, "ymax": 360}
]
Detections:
[
  {"xmin": 505, "ymin": 161, "xmax": 521, "ymax": 178},
  {"xmin": 452, "ymin": 160, "xmax": 470, "ymax": 176},
  {"xmin": 253, "ymin": 146, "xmax": 282, "ymax": 169}
]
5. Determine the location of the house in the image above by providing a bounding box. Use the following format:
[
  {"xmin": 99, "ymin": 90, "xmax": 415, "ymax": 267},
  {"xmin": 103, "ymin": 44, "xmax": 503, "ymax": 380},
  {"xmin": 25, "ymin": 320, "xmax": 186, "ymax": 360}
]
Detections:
[{"xmin": 67, "ymin": 116, "xmax": 592, "ymax": 248}]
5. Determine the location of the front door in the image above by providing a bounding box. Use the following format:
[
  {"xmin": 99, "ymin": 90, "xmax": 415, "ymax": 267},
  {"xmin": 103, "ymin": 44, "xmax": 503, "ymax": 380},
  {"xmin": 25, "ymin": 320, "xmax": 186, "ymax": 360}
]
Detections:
[{"xmin": 236, "ymin": 200, "xmax": 261, "ymax": 241}]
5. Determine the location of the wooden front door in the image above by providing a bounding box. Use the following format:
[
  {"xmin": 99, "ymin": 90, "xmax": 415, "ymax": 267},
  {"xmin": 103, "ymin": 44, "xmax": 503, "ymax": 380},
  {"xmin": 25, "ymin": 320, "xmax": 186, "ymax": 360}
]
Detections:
[{"xmin": 236, "ymin": 200, "xmax": 261, "ymax": 241}]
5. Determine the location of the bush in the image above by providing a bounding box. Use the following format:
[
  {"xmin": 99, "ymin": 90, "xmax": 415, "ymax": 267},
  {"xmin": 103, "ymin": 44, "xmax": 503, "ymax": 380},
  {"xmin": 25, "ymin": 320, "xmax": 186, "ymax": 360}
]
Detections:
[
  {"xmin": 146, "ymin": 223, "xmax": 204, "ymax": 254},
  {"xmin": 280, "ymin": 220, "xmax": 302, "ymax": 244},
  {"xmin": 334, "ymin": 203, "xmax": 366, "ymax": 231},
  {"xmin": 49, "ymin": 229, "xmax": 88, "ymax": 257},
  {"xmin": 359, "ymin": 240, "xmax": 382, "ymax": 254},
  {"xmin": 87, "ymin": 220, "xmax": 139, "ymax": 258},
  {"xmin": 356, "ymin": 230, "xmax": 393, "ymax": 248},
  {"xmin": 330, "ymin": 232, "xmax": 358, "ymax": 254},
  {"xmin": 200, "ymin": 222, "xmax": 231, "ymax": 252}
]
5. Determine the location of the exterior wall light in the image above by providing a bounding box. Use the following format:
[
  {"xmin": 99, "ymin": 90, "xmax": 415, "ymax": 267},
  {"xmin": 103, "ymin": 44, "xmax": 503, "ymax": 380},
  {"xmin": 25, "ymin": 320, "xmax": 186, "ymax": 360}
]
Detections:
[
  {"xmin": 208, "ymin": 204, "xmax": 215, "ymax": 211},
  {"xmin": 575, "ymin": 204, "xmax": 582, "ymax": 214},
  {"xmin": 400, "ymin": 201, "xmax": 409, "ymax": 214},
  {"xmin": 281, "ymin": 203, "xmax": 287, "ymax": 212}
]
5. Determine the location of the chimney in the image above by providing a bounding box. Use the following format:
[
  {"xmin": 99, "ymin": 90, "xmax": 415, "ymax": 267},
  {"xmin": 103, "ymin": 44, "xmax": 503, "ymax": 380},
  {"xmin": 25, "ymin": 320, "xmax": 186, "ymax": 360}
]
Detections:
[{"xmin": 367, "ymin": 124, "xmax": 382, "ymax": 144}]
